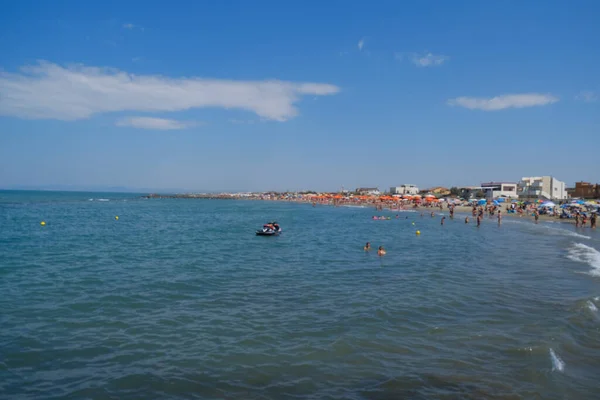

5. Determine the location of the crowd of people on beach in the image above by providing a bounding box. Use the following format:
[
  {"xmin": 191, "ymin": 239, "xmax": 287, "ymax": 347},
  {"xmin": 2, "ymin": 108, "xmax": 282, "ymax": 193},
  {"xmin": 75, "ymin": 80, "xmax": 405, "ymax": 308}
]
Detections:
[{"xmin": 362, "ymin": 200, "xmax": 597, "ymax": 257}]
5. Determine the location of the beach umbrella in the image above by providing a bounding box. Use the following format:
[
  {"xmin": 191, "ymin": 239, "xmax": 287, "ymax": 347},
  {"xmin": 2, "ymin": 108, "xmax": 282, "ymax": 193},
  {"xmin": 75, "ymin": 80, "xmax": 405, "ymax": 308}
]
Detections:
[
  {"xmin": 493, "ymin": 200, "xmax": 500, "ymax": 206},
  {"xmin": 477, "ymin": 199, "xmax": 487, "ymax": 205},
  {"xmin": 541, "ymin": 201, "xmax": 556, "ymax": 207}
]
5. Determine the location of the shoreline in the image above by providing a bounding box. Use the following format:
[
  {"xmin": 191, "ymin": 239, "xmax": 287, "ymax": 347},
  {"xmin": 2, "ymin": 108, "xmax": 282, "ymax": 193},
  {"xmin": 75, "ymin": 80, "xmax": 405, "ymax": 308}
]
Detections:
[{"xmin": 142, "ymin": 193, "xmax": 594, "ymax": 227}]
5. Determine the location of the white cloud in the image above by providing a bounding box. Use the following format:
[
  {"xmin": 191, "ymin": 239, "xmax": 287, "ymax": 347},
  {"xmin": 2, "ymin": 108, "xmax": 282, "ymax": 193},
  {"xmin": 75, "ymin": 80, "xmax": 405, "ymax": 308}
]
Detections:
[
  {"xmin": 358, "ymin": 38, "xmax": 365, "ymax": 51},
  {"xmin": 0, "ymin": 61, "xmax": 340, "ymax": 122},
  {"xmin": 123, "ymin": 23, "xmax": 143, "ymax": 31},
  {"xmin": 447, "ymin": 93, "xmax": 559, "ymax": 111},
  {"xmin": 410, "ymin": 52, "xmax": 449, "ymax": 67},
  {"xmin": 575, "ymin": 90, "xmax": 597, "ymax": 102},
  {"xmin": 116, "ymin": 117, "xmax": 195, "ymax": 130}
]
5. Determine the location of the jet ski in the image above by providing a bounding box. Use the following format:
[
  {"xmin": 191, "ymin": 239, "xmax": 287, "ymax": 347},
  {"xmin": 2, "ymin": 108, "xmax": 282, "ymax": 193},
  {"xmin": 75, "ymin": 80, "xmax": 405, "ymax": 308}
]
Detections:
[{"xmin": 256, "ymin": 222, "xmax": 281, "ymax": 236}]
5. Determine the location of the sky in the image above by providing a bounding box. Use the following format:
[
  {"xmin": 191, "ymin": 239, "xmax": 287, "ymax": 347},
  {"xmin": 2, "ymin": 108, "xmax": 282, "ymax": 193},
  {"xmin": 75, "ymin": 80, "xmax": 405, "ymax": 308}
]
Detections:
[{"xmin": 0, "ymin": 0, "xmax": 599, "ymax": 193}]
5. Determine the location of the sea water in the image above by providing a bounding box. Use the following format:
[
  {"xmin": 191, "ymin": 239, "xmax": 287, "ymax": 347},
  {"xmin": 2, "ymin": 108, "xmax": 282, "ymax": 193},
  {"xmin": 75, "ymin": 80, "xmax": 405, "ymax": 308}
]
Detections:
[{"xmin": 1, "ymin": 190, "xmax": 600, "ymax": 399}]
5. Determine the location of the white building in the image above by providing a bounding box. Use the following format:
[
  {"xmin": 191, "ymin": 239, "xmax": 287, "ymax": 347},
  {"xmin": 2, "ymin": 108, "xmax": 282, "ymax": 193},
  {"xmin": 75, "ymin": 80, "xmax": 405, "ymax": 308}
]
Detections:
[
  {"xmin": 390, "ymin": 184, "xmax": 419, "ymax": 195},
  {"xmin": 355, "ymin": 187, "xmax": 380, "ymax": 196},
  {"xmin": 480, "ymin": 182, "xmax": 519, "ymax": 199},
  {"xmin": 518, "ymin": 176, "xmax": 568, "ymax": 200}
]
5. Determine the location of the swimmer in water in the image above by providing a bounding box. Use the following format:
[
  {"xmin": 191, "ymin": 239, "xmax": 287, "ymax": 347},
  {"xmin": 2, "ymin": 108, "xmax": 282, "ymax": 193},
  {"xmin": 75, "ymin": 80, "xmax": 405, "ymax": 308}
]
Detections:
[
  {"xmin": 465, "ymin": 217, "xmax": 469, "ymax": 224},
  {"xmin": 364, "ymin": 242, "xmax": 371, "ymax": 251},
  {"xmin": 377, "ymin": 246, "xmax": 386, "ymax": 256},
  {"xmin": 431, "ymin": 212, "xmax": 435, "ymax": 217},
  {"xmin": 441, "ymin": 216, "xmax": 445, "ymax": 225}
]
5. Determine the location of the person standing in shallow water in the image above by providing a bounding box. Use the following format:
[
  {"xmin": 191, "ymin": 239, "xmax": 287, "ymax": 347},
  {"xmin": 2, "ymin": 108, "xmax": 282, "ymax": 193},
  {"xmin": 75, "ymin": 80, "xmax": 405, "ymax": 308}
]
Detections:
[
  {"xmin": 465, "ymin": 217, "xmax": 469, "ymax": 224},
  {"xmin": 497, "ymin": 210, "xmax": 502, "ymax": 226},
  {"xmin": 591, "ymin": 213, "xmax": 597, "ymax": 229},
  {"xmin": 477, "ymin": 214, "xmax": 482, "ymax": 227},
  {"xmin": 441, "ymin": 216, "xmax": 445, "ymax": 225}
]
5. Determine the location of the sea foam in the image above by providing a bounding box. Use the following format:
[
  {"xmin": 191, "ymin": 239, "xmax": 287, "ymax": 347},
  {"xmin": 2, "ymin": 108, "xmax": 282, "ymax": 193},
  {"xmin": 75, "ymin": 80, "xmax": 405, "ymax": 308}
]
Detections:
[
  {"xmin": 540, "ymin": 225, "xmax": 591, "ymax": 240},
  {"xmin": 549, "ymin": 348, "xmax": 565, "ymax": 372},
  {"xmin": 587, "ymin": 300, "xmax": 598, "ymax": 312},
  {"xmin": 567, "ymin": 243, "xmax": 600, "ymax": 277}
]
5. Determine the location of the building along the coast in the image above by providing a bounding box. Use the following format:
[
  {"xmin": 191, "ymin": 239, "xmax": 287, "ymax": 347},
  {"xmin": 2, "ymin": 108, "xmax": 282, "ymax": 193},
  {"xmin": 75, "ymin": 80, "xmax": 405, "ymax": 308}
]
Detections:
[
  {"xmin": 457, "ymin": 186, "xmax": 485, "ymax": 200},
  {"xmin": 571, "ymin": 181, "xmax": 600, "ymax": 199},
  {"xmin": 390, "ymin": 184, "xmax": 419, "ymax": 195},
  {"xmin": 518, "ymin": 176, "xmax": 567, "ymax": 200},
  {"xmin": 481, "ymin": 182, "xmax": 519, "ymax": 199},
  {"xmin": 355, "ymin": 187, "xmax": 380, "ymax": 196},
  {"xmin": 422, "ymin": 187, "xmax": 451, "ymax": 196}
]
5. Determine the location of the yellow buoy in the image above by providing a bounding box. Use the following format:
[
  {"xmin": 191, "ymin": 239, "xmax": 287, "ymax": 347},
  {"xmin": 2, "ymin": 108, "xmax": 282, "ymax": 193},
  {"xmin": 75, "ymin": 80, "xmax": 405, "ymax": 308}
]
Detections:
[
  {"xmin": 40, "ymin": 221, "xmax": 46, "ymax": 226},
  {"xmin": 115, "ymin": 216, "xmax": 119, "ymax": 220},
  {"xmin": 416, "ymin": 230, "xmax": 421, "ymax": 235}
]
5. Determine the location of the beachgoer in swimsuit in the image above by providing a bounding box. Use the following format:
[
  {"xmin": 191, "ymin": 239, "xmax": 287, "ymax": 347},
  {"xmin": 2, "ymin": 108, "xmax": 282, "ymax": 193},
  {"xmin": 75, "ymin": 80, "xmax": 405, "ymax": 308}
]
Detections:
[
  {"xmin": 364, "ymin": 242, "xmax": 371, "ymax": 251},
  {"xmin": 377, "ymin": 246, "xmax": 386, "ymax": 256}
]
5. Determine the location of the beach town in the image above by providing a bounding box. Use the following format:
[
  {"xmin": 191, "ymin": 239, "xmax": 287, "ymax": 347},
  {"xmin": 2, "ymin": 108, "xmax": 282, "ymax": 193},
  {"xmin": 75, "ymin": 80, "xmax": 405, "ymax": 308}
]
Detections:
[{"xmin": 145, "ymin": 177, "xmax": 599, "ymax": 227}]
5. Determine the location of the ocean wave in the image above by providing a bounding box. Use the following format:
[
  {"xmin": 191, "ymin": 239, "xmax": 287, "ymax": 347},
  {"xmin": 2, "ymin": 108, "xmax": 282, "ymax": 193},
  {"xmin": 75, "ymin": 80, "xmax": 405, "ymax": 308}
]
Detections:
[
  {"xmin": 567, "ymin": 243, "xmax": 600, "ymax": 276},
  {"xmin": 540, "ymin": 225, "xmax": 591, "ymax": 240},
  {"xmin": 549, "ymin": 348, "xmax": 565, "ymax": 372},
  {"xmin": 502, "ymin": 219, "xmax": 592, "ymax": 239},
  {"xmin": 97, "ymin": 199, "xmax": 110, "ymax": 202},
  {"xmin": 586, "ymin": 300, "xmax": 598, "ymax": 312}
]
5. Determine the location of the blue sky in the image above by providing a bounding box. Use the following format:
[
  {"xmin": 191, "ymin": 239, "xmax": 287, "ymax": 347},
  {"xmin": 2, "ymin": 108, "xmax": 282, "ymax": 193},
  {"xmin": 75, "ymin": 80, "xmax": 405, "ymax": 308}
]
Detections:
[{"xmin": 0, "ymin": 0, "xmax": 598, "ymax": 192}]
